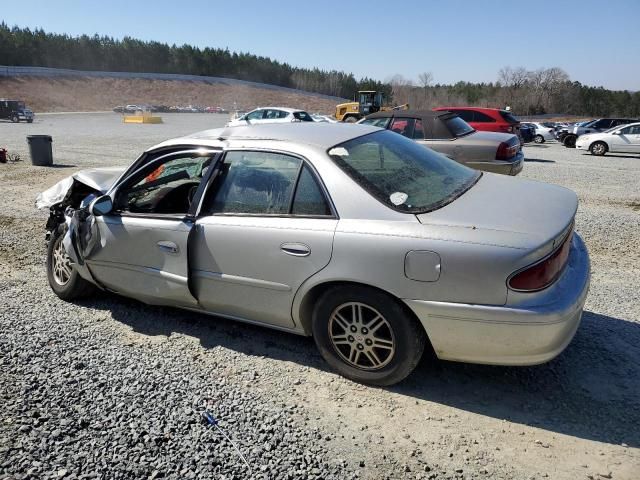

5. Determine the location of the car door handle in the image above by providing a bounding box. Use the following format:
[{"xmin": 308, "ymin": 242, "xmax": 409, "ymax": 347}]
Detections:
[
  {"xmin": 280, "ymin": 243, "xmax": 311, "ymax": 257},
  {"xmin": 157, "ymin": 241, "xmax": 179, "ymax": 254}
]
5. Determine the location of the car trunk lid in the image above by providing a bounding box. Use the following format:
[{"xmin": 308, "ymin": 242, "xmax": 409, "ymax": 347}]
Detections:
[{"xmin": 415, "ymin": 173, "xmax": 577, "ymax": 251}]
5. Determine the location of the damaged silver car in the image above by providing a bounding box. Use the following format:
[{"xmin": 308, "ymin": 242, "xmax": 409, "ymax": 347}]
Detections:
[{"xmin": 38, "ymin": 123, "xmax": 590, "ymax": 386}]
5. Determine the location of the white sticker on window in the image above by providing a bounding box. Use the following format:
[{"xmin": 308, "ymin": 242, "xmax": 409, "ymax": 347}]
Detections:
[
  {"xmin": 390, "ymin": 192, "xmax": 408, "ymax": 206},
  {"xmin": 328, "ymin": 147, "xmax": 349, "ymax": 157}
]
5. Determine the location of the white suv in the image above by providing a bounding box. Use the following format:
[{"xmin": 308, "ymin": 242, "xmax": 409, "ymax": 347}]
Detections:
[
  {"xmin": 226, "ymin": 107, "xmax": 314, "ymax": 127},
  {"xmin": 576, "ymin": 122, "xmax": 640, "ymax": 156}
]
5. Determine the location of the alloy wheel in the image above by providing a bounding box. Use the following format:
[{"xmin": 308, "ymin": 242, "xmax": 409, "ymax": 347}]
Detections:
[
  {"xmin": 328, "ymin": 302, "xmax": 396, "ymax": 370},
  {"xmin": 52, "ymin": 235, "xmax": 72, "ymax": 286}
]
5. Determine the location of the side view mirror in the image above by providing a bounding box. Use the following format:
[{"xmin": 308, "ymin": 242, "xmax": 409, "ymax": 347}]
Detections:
[
  {"xmin": 611, "ymin": 131, "xmax": 620, "ymax": 135},
  {"xmin": 90, "ymin": 195, "xmax": 113, "ymax": 216}
]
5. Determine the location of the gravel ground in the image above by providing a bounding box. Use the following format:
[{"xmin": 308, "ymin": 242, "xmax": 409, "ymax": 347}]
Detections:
[{"xmin": 1, "ymin": 114, "xmax": 639, "ymax": 479}]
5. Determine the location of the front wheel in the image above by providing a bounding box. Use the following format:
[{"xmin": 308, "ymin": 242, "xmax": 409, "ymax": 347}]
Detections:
[
  {"xmin": 563, "ymin": 134, "xmax": 577, "ymax": 148},
  {"xmin": 343, "ymin": 116, "xmax": 358, "ymax": 123},
  {"xmin": 534, "ymin": 134, "xmax": 545, "ymax": 144},
  {"xmin": 11, "ymin": 115, "xmax": 19, "ymax": 123},
  {"xmin": 47, "ymin": 224, "xmax": 95, "ymax": 300},
  {"xmin": 312, "ymin": 285, "xmax": 427, "ymax": 386},
  {"xmin": 590, "ymin": 141, "xmax": 607, "ymax": 156}
]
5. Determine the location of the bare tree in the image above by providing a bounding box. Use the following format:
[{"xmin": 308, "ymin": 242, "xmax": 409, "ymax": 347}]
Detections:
[{"xmin": 418, "ymin": 72, "xmax": 433, "ymax": 88}]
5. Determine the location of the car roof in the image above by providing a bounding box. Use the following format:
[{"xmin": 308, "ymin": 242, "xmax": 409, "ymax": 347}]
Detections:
[
  {"xmin": 149, "ymin": 122, "xmax": 381, "ymax": 151},
  {"xmin": 249, "ymin": 106, "xmax": 308, "ymax": 113},
  {"xmin": 366, "ymin": 109, "xmax": 450, "ymax": 120},
  {"xmin": 434, "ymin": 106, "xmax": 508, "ymax": 113}
]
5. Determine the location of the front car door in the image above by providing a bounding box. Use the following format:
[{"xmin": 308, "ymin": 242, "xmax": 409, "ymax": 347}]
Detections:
[
  {"xmin": 85, "ymin": 149, "xmax": 219, "ymax": 307},
  {"xmin": 609, "ymin": 124, "xmax": 640, "ymax": 153},
  {"xmin": 190, "ymin": 149, "xmax": 338, "ymax": 329}
]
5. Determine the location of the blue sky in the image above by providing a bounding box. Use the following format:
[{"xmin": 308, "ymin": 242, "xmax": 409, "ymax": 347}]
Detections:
[{"xmin": 3, "ymin": 0, "xmax": 639, "ymax": 90}]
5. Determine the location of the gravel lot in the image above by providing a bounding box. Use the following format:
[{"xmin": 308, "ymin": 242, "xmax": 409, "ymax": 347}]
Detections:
[{"xmin": 1, "ymin": 113, "xmax": 639, "ymax": 479}]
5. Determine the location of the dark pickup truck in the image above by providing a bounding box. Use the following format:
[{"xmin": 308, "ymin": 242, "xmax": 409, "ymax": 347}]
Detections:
[{"xmin": 0, "ymin": 99, "xmax": 34, "ymax": 123}]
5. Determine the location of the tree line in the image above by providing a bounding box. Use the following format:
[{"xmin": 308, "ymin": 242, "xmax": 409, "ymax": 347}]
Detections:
[
  {"xmin": 1, "ymin": 24, "xmax": 636, "ymax": 117},
  {"xmin": 0, "ymin": 24, "xmax": 389, "ymax": 100},
  {"xmin": 390, "ymin": 68, "xmax": 640, "ymax": 118}
]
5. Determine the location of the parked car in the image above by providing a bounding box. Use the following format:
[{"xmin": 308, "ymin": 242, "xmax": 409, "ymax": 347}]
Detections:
[
  {"xmin": 226, "ymin": 107, "xmax": 314, "ymax": 126},
  {"xmin": 526, "ymin": 122, "xmax": 556, "ymax": 143},
  {"xmin": 433, "ymin": 107, "xmax": 521, "ymax": 139},
  {"xmin": 359, "ymin": 110, "xmax": 523, "ymax": 175},
  {"xmin": 112, "ymin": 106, "xmax": 126, "ymax": 113},
  {"xmin": 0, "ymin": 99, "xmax": 34, "ymax": 123},
  {"xmin": 576, "ymin": 122, "xmax": 640, "ymax": 156},
  {"xmin": 519, "ymin": 123, "xmax": 536, "ymax": 143},
  {"xmin": 562, "ymin": 118, "xmax": 639, "ymax": 148},
  {"xmin": 311, "ymin": 114, "xmax": 339, "ymax": 123},
  {"xmin": 37, "ymin": 123, "xmax": 589, "ymax": 386}
]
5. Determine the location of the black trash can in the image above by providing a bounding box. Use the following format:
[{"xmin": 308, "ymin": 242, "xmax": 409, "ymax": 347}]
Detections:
[{"xmin": 27, "ymin": 135, "xmax": 53, "ymax": 166}]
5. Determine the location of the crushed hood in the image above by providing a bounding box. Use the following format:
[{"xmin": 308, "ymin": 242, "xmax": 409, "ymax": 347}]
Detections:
[{"xmin": 36, "ymin": 167, "xmax": 125, "ymax": 209}]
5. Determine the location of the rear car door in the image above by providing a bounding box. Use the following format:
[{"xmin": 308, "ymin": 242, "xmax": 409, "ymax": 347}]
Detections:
[
  {"xmin": 191, "ymin": 150, "xmax": 338, "ymax": 329},
  {"xmin": 85, "ymin": 150, "xmax": 219, "ymax": 307}
]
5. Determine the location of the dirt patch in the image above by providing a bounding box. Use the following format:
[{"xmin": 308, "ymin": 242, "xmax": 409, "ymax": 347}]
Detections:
[{"xmin": 0, "ymin": 76, "xmax": 344, "ymax": 114}]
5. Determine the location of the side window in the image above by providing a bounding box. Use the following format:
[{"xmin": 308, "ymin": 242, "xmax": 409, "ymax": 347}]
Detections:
[
  {"xmin": 291, "ymin": 166, "xmax": 332, "ymax": 216},
  {"xmin": 119, "ymin": 153, "xmax": 213, "ymax": 214},
  {"xmin": 629, "ymin": 125, "xmax": 640, "ymax": 135},
  {"xmin": 454, "ymin": 110, "xmax": 474, "ymax": 122},
  {"xmin": 209, "ymin": 151, "xmax": 301, "ymax": 214},
  {"xmin": 389, "ymin": 118, "xmax": 415, "ymax": 138},
  {"xmin": 473, "ymin": 111, "xmax": 496, "ymax": 122},
  {"xmin": 594, "ymin": 119, "xmax": 610, "ymax": 129},
  {"xmin": 413, "ymin": 119, "xmax": 425, "ymax": 139},
  {"xmin": 245, "ymin": 109, "xmax": 264, "ymax": 120},
  {"xmin": 278, "ymin": 110, "xmax": 290, "ymax": 119},
  {"xmin": 361, "ymin": 117, "xmax": 390, "ymax": 128}
]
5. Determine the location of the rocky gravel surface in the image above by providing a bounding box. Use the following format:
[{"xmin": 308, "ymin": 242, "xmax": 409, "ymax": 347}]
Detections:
[{"xmin": 1, "ymin": 114, "xmax": 639, "ymax": 479}]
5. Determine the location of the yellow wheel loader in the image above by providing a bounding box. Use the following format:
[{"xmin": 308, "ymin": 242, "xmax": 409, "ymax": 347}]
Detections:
[{"xmin": 335, "ymin": 91, "xmax": 409, "ymax": 122}]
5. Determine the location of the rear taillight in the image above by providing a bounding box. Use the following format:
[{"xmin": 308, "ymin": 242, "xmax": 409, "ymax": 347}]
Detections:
[
  {"xmin": 496, "ymin": 141, "xmax": 518, "ymax": 160},
  {"xmin": 508, "ymin": 231, "xmax": 573, "ymax": 291}
]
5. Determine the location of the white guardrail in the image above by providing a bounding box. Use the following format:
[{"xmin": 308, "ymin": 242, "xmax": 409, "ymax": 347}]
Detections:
[{"xmin": 0, "ymin": 65, "xmax": 347, "ymax": 102}]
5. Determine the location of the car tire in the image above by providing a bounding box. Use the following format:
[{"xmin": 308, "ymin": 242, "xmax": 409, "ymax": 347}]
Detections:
[
  {"xmin": 590, "ymin": 141, "xmax": 607, "ymax": 156},
  {"xmin": 11, "ymin": 115, "xmax": 19, "ymax": 123},
  {"xmin": 534, "ymin": 134, "xmax": 545, "ymax": 144},
  {"xmin": 563, "ymin": 135, "xmax": 577, "ymax": 148},
  {"xmin": 312, "ymin": 285, "xmax": 426, "ymax": 386},
  {"xmin": 47, "ymin": 224, "xmax": 95, "ymax": 301},
  {"xmin": 344, "ymin": 116, "xmax": 358, "ymax": 123},
  {"xmin": 27, "ymin": 119, "xmax": 33, "ymax": 123}
]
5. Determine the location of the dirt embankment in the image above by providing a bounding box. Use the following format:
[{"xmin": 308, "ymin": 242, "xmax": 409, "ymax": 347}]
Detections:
[{"xmin": 0, "ymin": 76, "xmax": 343, "ymax": 114}]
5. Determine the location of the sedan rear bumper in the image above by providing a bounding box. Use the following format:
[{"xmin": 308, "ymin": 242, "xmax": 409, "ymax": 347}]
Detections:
[
  {"xmin": 467, "ymin": 151, "xmax": 524, "ymax": 176},
  {"xmin": 403, "ymin": 233, "xmax": 590, "ymax": 366}
]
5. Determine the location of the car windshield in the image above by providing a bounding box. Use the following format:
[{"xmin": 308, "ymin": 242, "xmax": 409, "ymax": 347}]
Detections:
[
  {"xmin": 499, "ymin": 110, "xmax": 519, "ymax": 124},
  {"xmin": 328, "ymin": 130, "xmax": 480, "ymax": 213},
  {"xmin": 293, "ymin": 111, "xmax": 314, "ymax": 122},
  {"xmin": 444, "ymin": 116, "xmax": 475, "ymax": 137},
  {"xmin": 582, "ymin": 120, "xmax": 597, "ymax": 127}
]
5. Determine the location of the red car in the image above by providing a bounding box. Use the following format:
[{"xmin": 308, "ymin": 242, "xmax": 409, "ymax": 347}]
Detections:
[{"xmin": 433, "ymin": 107, "xmax": 521, "ymax": 137}]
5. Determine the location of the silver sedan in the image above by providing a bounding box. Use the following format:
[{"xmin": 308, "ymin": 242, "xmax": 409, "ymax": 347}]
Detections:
[
  {"xmin": 39, "ymin": 123, "xmax": 590, "ymax": 386},
  {"xmin": 359, "ymin": 110, "xmax": 524, "ymax": 176}
]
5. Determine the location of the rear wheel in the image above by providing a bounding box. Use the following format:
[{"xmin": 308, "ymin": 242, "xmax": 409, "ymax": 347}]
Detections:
[
  {"xmin": 312, "ymin": 285, "xmax": 426, "ymax": 386},
  {"xmin": 343, "ymin": 116, "xmax": 358, "ymax": 123},
  {"xmin": 590, "ymin": 141, "xmax": 607, "ymax": 156},
  {"xmin": 47, "ymin": 224, "xmax": 95, "ymax": 300},
  {"xmin": 534, "ymin": 134, "xmax": 545, "ymax": 144}
]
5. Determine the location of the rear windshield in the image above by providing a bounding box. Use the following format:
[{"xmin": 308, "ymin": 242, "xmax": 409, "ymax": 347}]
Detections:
[
  {"xmin": 328, "ymin": 130, "xmax": 480, "ymax": 213},
  {"xmin": 445, "ymin": 116, "xmax": 475, "ymax": 137},
  {"xmin": 499, "ymin": 110, "xmax": 519, "ymax": 124},
  {"xmin": 293, "ymin": 111, "xmax": 314, "ymax": 122}
]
